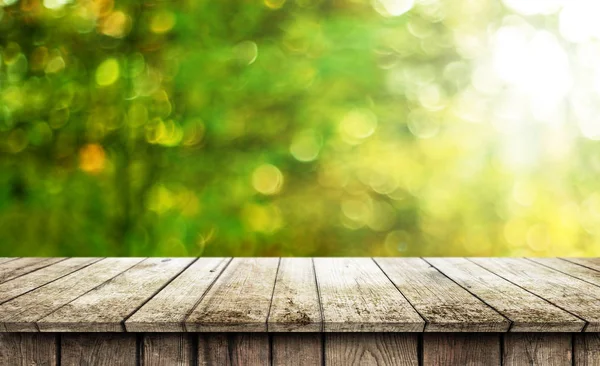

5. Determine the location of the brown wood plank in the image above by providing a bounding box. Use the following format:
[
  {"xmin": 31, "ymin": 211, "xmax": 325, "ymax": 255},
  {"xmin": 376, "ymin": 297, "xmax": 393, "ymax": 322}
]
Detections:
[
  {"xmin": 530, "ymin": 258, "xmax": 600, "ymax": 286},
  {"xmin": 471, "ymin": 258, "xmax": 600, "ymax": 332},
  {"xmin": 503, "ymin": 333, "xmax": 572, "ymax": 366},
  {"xmin": 0, "ymin": 257, "xmax": 102, "ymax": 305},
  {"xmin": 0, "ymin": 333, "xmax": 57, "ymax": 365},
  {"xmin": 375, "ymin": 258, "xmax": 509, "ymax": 332},
  {"xmin": 0, "ymin": 258, "xmax": 144, "ymax": 332},
  {"xmin": 272, "ymin": 334, "xmax": 322, "ymax": 366},
  {"xmin": 575, "ymin": 333, "xmax": 600, "ymax": 366},
  {"xmin": 38, "ymin": 258, "xmax": 195, "ymax": 332},
  {"xmin": 423, "ymin": 333, "xmax": 500, "ymax": 365},
  {"xmin": 61, "ymin": 334, "xmax": 136, "ymax": 366},
  {"xmin": 126, "ymin": 257, "xmax": 231, "ymax": 332},
  {"xmin": 197, "ymin": 333, "xmax": 269, "ymax": 365},
  {"xmin": 186, "ymin": 258, "xmax": 280, "ymax": 332},
  {"xmin": 144, "ymin": 333, "xmax": 194, "ymax": 366},
  {"xmin": 0, "ymin": 258, "xmax": 66, "ymax": 284},
  {"xmin": 426, "ymin": 258, "xmax": 584, "ymax": 332},
  {"xmin": 325, "ymin": 333, "xmax": 418, "ymax": 366},
  {"xmin": 268, "ymin": 258, "xmax": 321, "ymax": 332},
  {"xmin": 314, "ymin": 258, "xmax": 424, "ymax": 332}
]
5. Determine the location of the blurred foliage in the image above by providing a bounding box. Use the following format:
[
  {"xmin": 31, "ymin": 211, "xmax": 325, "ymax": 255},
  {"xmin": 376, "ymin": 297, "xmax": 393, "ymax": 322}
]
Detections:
[{"xmin": 1, "ymin": 0, "xmax": 599, "ymax": 256}]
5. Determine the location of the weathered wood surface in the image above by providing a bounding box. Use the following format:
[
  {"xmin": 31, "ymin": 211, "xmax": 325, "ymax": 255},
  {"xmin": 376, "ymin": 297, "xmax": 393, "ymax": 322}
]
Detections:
[
  {"xmin": 197, "ymin": 333, "xmax": 269, "ymax": 365},
  {"xmin": 315, "ymin": 258, "xmax": 424, "ymax": 332},
  {"xmin": 61, "ymin": 333, "xmax": 136, "ymax": 366},
  {"xmin": 325, "ymin": 333, "xmax": 418, "ymax": 366},
  {"xmin": 186, "ymin": 258, "xmax": 280, "ymax": 332},
  {"xmin": 427, "ymin": 257, "xmax": 584, "ymax": 332},
  {"xmin": 1, "ymin": 257, "xmax": 600, "ymax": 333},
  {"xmin": 422, "ymin": 333, "xmax": 500, "ymax": 365},
  {"xmin": 376, "ymin": 258, "xmax": 509, "ymax": 332},
  {"xmin": 268, "ymin": 258, "xmax": 321, "ymax": 332},
  {"xmin": 143, "ymin": 333, "xmax": 194, "ymax": 366},
  {"xmin": 272, "ymin": 334, "xmax": 322, "ymax": 366},
  {"xmin": 575, "ymin": 333, "xmax": 600, "ymax": 366},
  {"xmin": 0, "ymin": 333, "xmax": 57, "ymax": 366},
  {"xmin": 503, "ymin": 333, "xmax": 572, "ymax": 366},
  {"xmin": 0, "ymin": 258, "xmax": 143, "ymax": 332},
  {"xmin": 471, "ymin": 258, "xmax": 600, "ymax": 332},
  {"xmin": 126, "ymin": 258, "xmax": 231, "ymax": 332}
]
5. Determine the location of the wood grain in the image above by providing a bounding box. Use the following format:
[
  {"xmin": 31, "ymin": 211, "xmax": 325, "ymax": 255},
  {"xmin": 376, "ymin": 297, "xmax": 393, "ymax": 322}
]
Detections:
[
  {"xmin": 0, "ymin": 258, "xmax": 65, "ymax": 284},
  {"xmin": 325, "ymin": 333, "xmax": 418, "ymax": 366},
  {"xmin": 375, "ymin": 258, "xmax": 509, "ymax": 332},
  {"xmin": 61, "ymin": 334, "xmax": 136, "ymax": 366},
  {"xmin": 503, "ymin": 333, "xmax": 572, "ymax": 366},
  {"xmin": 530, "ymin": 258, "xmax": 600, "ymax": 286},
  {"xmin": 314, "ymin": 258, "xmax": 424, "ymax": 332},
  {"xmin": 144, "ymin": 333, "xmax": 194, "ymax": 366},
  {"xmin": 563, "ymin": 258, "xmax": 600, "ymax": 272},
  {"xmin": 575, "ymin": 334, "xmax": 600, "ymax": 366},
  {"xmin": 471, "ymin": 258, "xmax": 600, "ymax": 332},
  {"xmin": 126, "ymin": 257, "xmax": 230, "ymax": 332},
  {"xmin": 38, "ymin": 258, "xmax": 195, "ymax": 332},
  {"xmin": 0, "ymin": 257, "xmax": 144, "ymax": 332},
  {"xmin": 272, "ymin": 334, "xmax": 322, "ymax": 366},
  {"xmin": 268, "ymin": 258, "xmax": 321, "ymax": 332},
  {"xmin": 197, "ymin": 333, "xmax": 269, "ymax": 366},
  {"xmin": 0, "ymin": 333, "xmax": 56, "ymax": 366},
  {"xmin": 186, "ymin": 258, "xmax": 280, "ymax": 332},
  {"xmin": 423, "ymin": 333, "xmax": 500, "ymax": 365},
  {"xmin": 426, "ymin": 257, "xmax": 583, "ymax": 332},
  {"xmin": 0, "ymin": 257, "xmax": 101, "ymax": 305},
  {"xmin": 0, "ymin": 258, "xmax": 19, "ymax": 265}
]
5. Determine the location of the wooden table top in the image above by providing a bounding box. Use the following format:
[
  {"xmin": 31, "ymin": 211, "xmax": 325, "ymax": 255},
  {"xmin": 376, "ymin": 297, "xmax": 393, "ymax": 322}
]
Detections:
[{"xmin": 0, "ymin": 257, "xmax": 597, "ymax": 333}]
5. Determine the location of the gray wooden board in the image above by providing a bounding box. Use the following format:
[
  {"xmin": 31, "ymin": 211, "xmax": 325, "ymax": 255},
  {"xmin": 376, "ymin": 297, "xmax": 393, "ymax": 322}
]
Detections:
[
  {"xmin": 325, "ymin": 333, "xmax": 418, "ymax": 366},
  {"xmin": 38, "ymin": 258, "xmax": 195, "ymax": 332},
  {"xmin": 143, "ymin": 333, "xmax": 194, "ymax": 366},
  {"xmin": 0, "ymin": 333, "xmax": 57, "ymax": 366},
  {"xmin": 426, "ymin": 257, "xmax": 584, "ymax": 332},
  {"xmin": 471, "ymin": 258, "xmax": 600, "ymax": 332},
  {"xmin": 268, "ymin": 258, "xmax": 321, "ymax": 332},
  {"xmin": 61, "ymin": 333, "xmax": 136, "ymax": 366},
  {"xmin": 423, "ymin": 333, "xmax": 500, "ymax": 365},
  {"xmin": 0, "ymin": 257, "xmax": 144, "ymax": 332},
  {"xmin": 503, "ymin": 333, "xmax": 572, "ymax": 366},
  {"xmin": 375, "ymin": 258, "xmax": 509, "ymax": 332},
  {"xmin": 0, "ymin": 258, "xmax": 66, "ymax": 284},
  {"xmin": 0, "ymin": 257, "xmax": 102, "ymax": 305},
  {"xmin": 530, "ymin": 258, "xmax": 600, "ymax": 286},
  {"xmin": 0, "ymin": 258, "xmax": 19, "ymax": 265},
  {"xmin": 186, "ymin": 258, "xmax": 280, "ymax": 332},
  {"xmin": 575, "ymin": 334, "xmax": 600, "ymax": 366},
  {"xmin": 314, "ymin": 258, "xmax": 424, "ymax": 332},
  {"xmin": 563, "ymin": 258, "xmax": 600, "ymax": 272},
  {"xmin": 272, "ymin": 334, "xmax": 322, "ymax": 366},
  {"xmin": 197, "ymin": 333, "xmax": 269, "ymax": 366},
  {"xmin": 126, "ymin": 257, "xmax": 231, "ymax": 332}
]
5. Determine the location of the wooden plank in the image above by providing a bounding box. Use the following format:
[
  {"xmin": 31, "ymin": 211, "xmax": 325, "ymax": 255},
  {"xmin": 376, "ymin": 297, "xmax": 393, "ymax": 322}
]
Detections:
[
  {"xmin": 197, "ymin": 333, "xmax": 269, "ymax": 366},
  {"xmin": 0, "ymin": 258, "xmax": 65, "ymax": 284},
  {"xmin": 375, "ymin": 258, "xmax": 509, "ymax": 332},
  {"xmin": 563, "ymin": 258, "xmax": 600, "ymax": 272},
  {"xmin": 38, "ymin": 258, "xmax": 195, "ymax": 332},
  {"xmin": 314, "ymin": 258, "xmax": 423, "ymax": 332},
  {"xmin": 575, "ymin": 333, "xmax": 600, "ymax": 366},
  {"xmin": 0, "ymin": 333, "xmax": 57, "ymax": 365},
  {"xmin": 144, "ymin": 334, "xmax": 194, "ymax": 366},
  {"xmin": 0, "ymin": 257, "xmax": 102, "ymax": 305},
  {"xmin": 186, "ymin": 258, "xmax": 280, "ymax": 332},
  {"xmin": 0, "ymin": 257, "xmax": 144, "ymax": 332},
  {"xmin": 126, "ymin": 257, "xmax": 231, "ymax": 332},
  {"xmin": 471, "ymin": 258, "xmax": 600, "ymax": 332},
  {"xmin": 530, "ymin": 258, "xmax": 600, "ymax": 286},
  {"xmin": 325, "ymin": 333, "xmax": 418, "ymax": 366},
  {"xmin": 503, "ymin": 333, "xmax": 572, "ymax": 366},
  {"xmin": 426, "ymin": 258, "xmax": 584, "ymax": 332},
  {"xmin": 272, "ymin": 334, "xmax": 322, "ymax": 366},
  {"xmin": 0, "ymin": 258, "xmax": 19, "ymax": 265},
  {"xmin": 423, "ymin": 333, "xmax": 500, "ymax": 365},
  {"xmin": 61, "ymin": 334, "xmax": 136, "ymax": 366},
  {"xmin": 268, "ymin": 258, "xmax": 321, "ymax": 332}
]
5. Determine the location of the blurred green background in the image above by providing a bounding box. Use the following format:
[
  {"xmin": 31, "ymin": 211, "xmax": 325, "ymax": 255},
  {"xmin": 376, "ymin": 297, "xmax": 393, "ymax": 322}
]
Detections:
[{"xmin": 1, "ymin": 0, "xmax": 600, "ymax": 256}]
